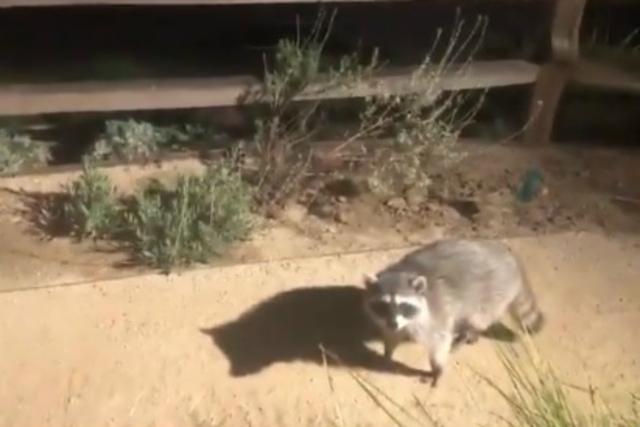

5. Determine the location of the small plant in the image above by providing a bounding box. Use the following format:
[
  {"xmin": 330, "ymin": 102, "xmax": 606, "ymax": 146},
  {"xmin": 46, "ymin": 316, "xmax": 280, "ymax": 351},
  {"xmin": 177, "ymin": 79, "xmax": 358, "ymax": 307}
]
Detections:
[
  {"xmin": 363, "ymin": 96, "xmax": 474, "ymax": 198},
  {"xmin": 355, "ymin": 12, "xmax": 487, "ymax": 198},
  {"xmin": 242, "ymin": 7, "xmax": 380, "ymax": 209},
  {"xmin": 244, "ymin": 7, "xmax": 487, "ymax": 208},
  {"xmin": 124, "ymin": 161, "xmax": 253, "ymax": 270},
  {"xmin": 62, "ymin": 160, "xmax": 121, "ymax": 240},
  {"xmin": 88, "ymin": 119, "xmax": 221, "ymax": 162},
  {"xmin": 477, "ymin": 337, "xmax": 640, "ymax": 427},
  {"xmin": 319, "ymin": 344, "xmax": 443, "ymax": 427},
  {"xmin": 0, "ymin": 129, "xmax": 51, "ymax": 174},
  {"xmin": 88, "ymin": 119, "xmax": 168, "ymax": 162}
]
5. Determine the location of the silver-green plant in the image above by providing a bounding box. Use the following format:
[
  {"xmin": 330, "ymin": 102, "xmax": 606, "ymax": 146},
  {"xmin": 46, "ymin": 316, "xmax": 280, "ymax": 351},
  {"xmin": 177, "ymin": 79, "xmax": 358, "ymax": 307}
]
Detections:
[
  {"xmin": 354, "ymin": 12, "xmax": 488, "ymax": 198},
  {"xmin": 124, "ymin": 160, "xmax": 253, "ymax": 271},
  {"xmin": 243, "ymin": 7, "xmax": 380, "ymax": 208},
  {"xmin": 0, "ymin": 129, "xmax": 51, "ymax": 174},
  {"xmin": 88, "ymin": 119, "xmax": 174, "ymax": 162},
  {"xmin": 89, "ymin": 119, "xmax": 224, "ymax": 162},
  {"xmin": 245, "ymin": 7, "xmax": 488, "ymax": 207},
  {"xmin": 62, "ymin": 159, "xmax": 121, "ymax": 241}
]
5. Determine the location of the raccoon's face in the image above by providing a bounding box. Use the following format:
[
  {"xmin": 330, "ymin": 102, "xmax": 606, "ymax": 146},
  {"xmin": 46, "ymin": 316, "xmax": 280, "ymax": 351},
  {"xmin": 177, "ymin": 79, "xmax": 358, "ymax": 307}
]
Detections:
[{"xmin": 362, "ymin": 272, "xmax": 429, "ymax": 332}]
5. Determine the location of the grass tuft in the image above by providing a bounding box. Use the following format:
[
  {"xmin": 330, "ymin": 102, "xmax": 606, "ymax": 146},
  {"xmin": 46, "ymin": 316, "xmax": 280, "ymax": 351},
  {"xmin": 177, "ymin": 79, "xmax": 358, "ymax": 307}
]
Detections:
[{"xmin": 476, "ymin": 336, "xmax": 639, "ymax": 427}]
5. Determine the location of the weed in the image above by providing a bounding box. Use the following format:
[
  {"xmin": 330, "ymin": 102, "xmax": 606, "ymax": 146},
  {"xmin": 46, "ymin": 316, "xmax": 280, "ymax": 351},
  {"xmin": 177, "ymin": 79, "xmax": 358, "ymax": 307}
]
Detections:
[
  {"xmin": 62, "ymin": 159, "xmax": 121, "ymax": 241},
  {"xmin": 0, "ymin": 129, "xmax": 51, "ymax": 174},
  {"xmin": 124, "ymin": 161, "xmax": 253, "ymax": 271},
  {"xmin": 241, "ymin": 7, "xmax": 379, "ymax": 209},
  {"xmin": 476, "ymin": 337, "xmax": 640, "ymax": 427},
  {"xmin": 354, "ymin": 12, "xmax": 487, "ymax": 198},
  {"xmin": 319, "ymin": 344, "xmax": 443, "ymax": 427},
  {"xmin": 243, "ymin": 8, "xmax": 487, "ymax": 208},
  {"xmin": 320, "ymin": 335, "xmax": 638, "ymax": 427}
]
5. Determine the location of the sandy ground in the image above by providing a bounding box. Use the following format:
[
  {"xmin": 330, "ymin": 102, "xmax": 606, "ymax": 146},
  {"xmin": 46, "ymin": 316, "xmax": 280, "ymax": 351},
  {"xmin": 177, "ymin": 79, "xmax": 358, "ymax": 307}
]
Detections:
[{"xmin": 0, "ymin": 231, "xmax": 638, "ymax": 427}]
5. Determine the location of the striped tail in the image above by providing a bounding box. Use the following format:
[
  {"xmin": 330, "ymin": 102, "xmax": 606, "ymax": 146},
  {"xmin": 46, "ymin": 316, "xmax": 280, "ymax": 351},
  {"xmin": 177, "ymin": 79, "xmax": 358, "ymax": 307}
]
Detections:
[{"xmin": 508, "ymin": 268, "xmax": 545, "ymax": 334}]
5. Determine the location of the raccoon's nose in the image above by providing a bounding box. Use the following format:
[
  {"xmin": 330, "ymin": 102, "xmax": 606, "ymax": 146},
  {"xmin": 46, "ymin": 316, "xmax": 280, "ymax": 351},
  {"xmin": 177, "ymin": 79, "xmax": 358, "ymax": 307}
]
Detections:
[{"xmin": 387, "ymin": 318, "xmax": 399, "ymax": 329}]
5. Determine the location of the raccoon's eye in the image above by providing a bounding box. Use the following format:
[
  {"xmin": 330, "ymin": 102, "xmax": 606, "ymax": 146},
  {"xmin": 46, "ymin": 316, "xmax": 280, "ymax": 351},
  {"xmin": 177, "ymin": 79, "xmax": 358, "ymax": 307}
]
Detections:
[
  {"xmin": 398, "ymin": 303, "xmax": 419, "ymax": 318},
  {"xmin": 369, "ymin": 301, "xmax": 390, "ymax": 317}
]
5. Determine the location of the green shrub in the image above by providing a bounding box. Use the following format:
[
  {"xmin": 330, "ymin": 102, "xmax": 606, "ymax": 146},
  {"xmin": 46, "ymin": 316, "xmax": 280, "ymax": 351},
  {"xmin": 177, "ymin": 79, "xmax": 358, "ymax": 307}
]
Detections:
[
  {"xmin": 89, "ymin": 119, "xmax": 228, "ymax": 162},
  {"xmin": 88, "ymin": 119, "xmax": 174, "ymax": 162},
  {"xmin": 62, "ymin": 160, "xmax": 121, "ymax": 240},
  {"xmin": 124, "ymin": 162, "xmax": 253, "ymax": 270},
  {"xmin": 0, "ymin": 129, "xmax": 51, "ymax": 174}
]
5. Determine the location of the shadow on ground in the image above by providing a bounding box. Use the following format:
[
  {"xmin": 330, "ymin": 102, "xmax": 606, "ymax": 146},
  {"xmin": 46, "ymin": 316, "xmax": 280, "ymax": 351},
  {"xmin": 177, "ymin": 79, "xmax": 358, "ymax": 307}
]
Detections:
[
  {"xmin": 202, "ymin": 284, "xmax": 521, "ymax": 378},
  {"xmin": 201, "ymin": 284, "xmax": 432, "ymax": 378},
  {"xmin": 7, "ymin": 189, "xmax": 73, "ymax": 238}
]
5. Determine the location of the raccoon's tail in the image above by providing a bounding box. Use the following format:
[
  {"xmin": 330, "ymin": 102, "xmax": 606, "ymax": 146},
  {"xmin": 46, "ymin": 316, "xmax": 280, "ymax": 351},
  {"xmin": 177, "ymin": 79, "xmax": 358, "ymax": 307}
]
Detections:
[{"xmin": 508, "ymin": 267, "xmax": 545, "ymax": 334}]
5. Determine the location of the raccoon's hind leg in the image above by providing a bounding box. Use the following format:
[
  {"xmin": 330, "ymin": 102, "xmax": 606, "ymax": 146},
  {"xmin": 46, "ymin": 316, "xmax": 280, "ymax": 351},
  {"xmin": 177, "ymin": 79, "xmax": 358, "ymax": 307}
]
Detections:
[
  {"xmin": 453, "ymin": 319, "xmax": 481, "ymax": 349},
  {"xmin": 508, "ymin": 282, "xmax": 545, "ymax": 335},
  {"xmin": 458, "ymin": 328, "xmax": 480, "ymax": 345}
]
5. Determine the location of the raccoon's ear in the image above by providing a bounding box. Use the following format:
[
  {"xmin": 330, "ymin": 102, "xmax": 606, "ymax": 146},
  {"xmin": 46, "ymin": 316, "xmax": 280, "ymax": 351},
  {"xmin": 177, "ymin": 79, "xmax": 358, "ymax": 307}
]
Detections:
[
  {"xmin": 410, "ymin": 275, "xmax": 428, "ymax": 292},
  {"xmin": 363, "ymin": 273, "xmax": 378, "ymax": 289}
]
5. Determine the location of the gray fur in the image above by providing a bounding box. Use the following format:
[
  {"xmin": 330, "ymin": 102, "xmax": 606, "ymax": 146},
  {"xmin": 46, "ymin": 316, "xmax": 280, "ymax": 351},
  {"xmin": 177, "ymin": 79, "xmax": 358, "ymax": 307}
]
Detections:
[{"xmin": 362, "ymin": 238, "xmax": 544, "ymax": 387}]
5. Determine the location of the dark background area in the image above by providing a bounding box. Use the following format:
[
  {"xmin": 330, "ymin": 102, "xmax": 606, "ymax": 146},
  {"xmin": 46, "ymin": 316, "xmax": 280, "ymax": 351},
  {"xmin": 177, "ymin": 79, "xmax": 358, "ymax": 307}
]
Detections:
[
  {"xmin": 0, "ymin": 1, "xmax": 553, "ymax": 82},
  {"xmin": 0, "ymin": 0, "xmax": 638, "ymax": 164}
]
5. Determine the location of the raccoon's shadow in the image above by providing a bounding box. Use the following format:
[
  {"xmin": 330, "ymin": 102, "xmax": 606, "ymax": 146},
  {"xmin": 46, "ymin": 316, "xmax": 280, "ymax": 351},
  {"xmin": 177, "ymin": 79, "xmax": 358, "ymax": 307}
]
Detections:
[
  {"xmin": 481, "ymin": 323, "xmax": 519, "ymax": 342},
  {"xmin": 201, "ymin": 284, "xmax": 429, "ymax": 378}
]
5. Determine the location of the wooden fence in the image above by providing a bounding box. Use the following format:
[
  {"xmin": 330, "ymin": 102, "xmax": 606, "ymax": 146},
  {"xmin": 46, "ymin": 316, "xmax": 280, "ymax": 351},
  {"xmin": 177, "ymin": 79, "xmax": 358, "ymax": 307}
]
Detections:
[{"xmin": 0, "ymin": 0, "xmax": 637, "ymax": 145}]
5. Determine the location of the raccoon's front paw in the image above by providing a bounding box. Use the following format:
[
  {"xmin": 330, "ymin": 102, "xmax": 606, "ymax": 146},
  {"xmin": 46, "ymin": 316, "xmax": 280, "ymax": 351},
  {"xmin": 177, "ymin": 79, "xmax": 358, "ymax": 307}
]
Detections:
[
  {"xmin": 453, "ymin": 326, "xmax": 480, "ymax": 348},
  {"xmin": 419, "ymin": 367, "xmax": 442, "ymax": 387},
  {"xmin": 463, "ymin": 330, "xmax": 480, "ymax": 345}
]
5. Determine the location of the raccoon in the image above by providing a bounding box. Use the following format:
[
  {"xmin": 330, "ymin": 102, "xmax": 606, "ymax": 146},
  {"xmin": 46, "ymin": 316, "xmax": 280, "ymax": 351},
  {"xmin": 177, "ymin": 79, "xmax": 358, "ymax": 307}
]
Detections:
[{"xmin": 362, "ymin": 238, "xmax": 544, "ymax": 387}]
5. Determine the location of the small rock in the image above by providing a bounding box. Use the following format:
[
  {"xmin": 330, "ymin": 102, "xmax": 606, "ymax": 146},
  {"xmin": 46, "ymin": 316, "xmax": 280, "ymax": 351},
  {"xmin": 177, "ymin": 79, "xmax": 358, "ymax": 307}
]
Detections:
[
  {"xmin": 281, "ymin": 203, "xmax": 307, "ymax": 223},
  {"xmin": 386, "ymin": 197, "xmax": 407, "ymax": 211},
  {"xmin": 485, "ymin": 191, "xmax": 505, "ymax": 205},
  {"xmin": 312, "ymin": 202, "xmax": 335, "ymax": 219},
  {"xmin": 405, "ymin": 187, "xmax": 427, "ymax": 210},
  {"xmin": 424, "ymin": 202, "xmax": 441, "ymax": 213},
  {"xmin": 308, "ymin": 194, "xmax": 337, "ymax": 220},
  {"xmin": 324, "ymin": 225, "xmax": 337, "ymax": 234},
  {"xmin": 265, "ymin": 204, "xmax": 283, "ymax": 220},
  {"xmin": 334, "ymin": 209, "xmax": 352, "ymax": 224}
]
